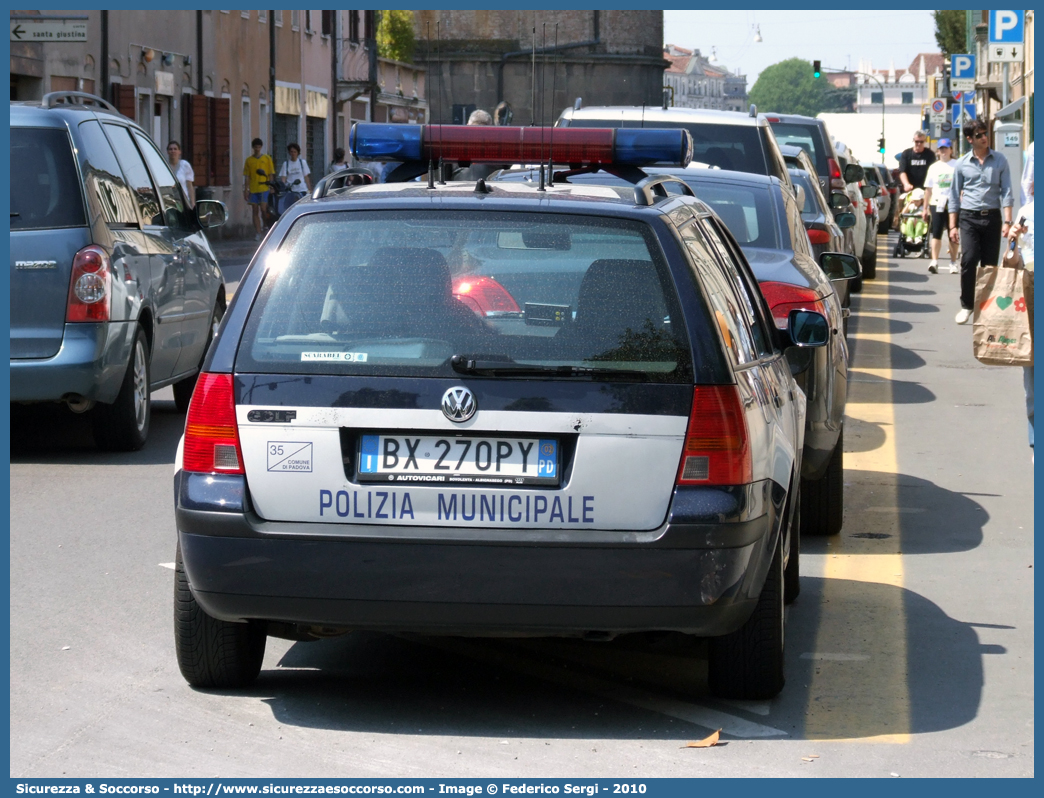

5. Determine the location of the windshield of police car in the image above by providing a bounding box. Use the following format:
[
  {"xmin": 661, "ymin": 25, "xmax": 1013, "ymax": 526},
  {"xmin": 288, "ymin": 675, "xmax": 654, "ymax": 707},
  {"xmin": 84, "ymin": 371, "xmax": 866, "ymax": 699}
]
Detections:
[{"xmin": 236, "ymin": 211, "xmax": 692, "ymax": 382}]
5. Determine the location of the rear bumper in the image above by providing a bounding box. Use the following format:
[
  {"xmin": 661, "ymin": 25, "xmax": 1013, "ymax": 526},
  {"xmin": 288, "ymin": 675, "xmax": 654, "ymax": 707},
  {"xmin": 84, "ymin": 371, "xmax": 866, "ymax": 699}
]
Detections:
[
  {"xmin": 9, "ymin": 321, "xmax": 135, "ymax": 404},
  {"xmin": 176, "ymin": 473, "xmax": 784, "ymax": 637}
]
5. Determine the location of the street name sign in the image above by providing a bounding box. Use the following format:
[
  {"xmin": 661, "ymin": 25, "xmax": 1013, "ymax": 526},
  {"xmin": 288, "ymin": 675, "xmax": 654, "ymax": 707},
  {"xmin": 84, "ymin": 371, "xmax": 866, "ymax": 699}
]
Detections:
[
  {"xmin": 10, "ymin": 17, "xmax": 87, "ymax": 42},
  {"xmin": 950, "ymin": 54, "xmax": 976, "ymax": 92}
]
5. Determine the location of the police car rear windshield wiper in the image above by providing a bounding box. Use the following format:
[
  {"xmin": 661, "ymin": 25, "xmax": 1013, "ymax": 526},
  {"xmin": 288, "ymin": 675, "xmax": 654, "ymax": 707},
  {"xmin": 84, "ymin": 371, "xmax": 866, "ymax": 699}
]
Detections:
[{"xmin": 450, "ymin": 355, "xmax": 648, "ymax": 381}]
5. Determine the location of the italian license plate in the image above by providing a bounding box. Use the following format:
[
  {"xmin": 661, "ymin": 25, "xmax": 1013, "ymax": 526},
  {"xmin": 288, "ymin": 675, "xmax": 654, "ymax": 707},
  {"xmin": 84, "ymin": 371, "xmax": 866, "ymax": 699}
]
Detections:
[{"xmin": 357, "ymin": 434, "xmax": 559, "ymax": 486}]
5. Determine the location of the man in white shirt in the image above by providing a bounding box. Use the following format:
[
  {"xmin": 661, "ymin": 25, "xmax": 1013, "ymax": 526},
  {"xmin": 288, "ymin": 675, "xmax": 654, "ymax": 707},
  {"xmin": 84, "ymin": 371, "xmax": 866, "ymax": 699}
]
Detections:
[
  {"xmin": 278, "ymin": 143, "xmax": 312, "ymax": 214},
  {"xmin": 922, "ymin": 138, "xmax": 958, "ymax": 274}
]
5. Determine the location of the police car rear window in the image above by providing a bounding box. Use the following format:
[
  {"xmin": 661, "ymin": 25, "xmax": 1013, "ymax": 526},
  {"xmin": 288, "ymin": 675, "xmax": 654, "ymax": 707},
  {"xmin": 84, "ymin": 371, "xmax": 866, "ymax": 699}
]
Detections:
[{"xmin": 237, "ymin": 211, "xmax": 693, "ymax": 382}]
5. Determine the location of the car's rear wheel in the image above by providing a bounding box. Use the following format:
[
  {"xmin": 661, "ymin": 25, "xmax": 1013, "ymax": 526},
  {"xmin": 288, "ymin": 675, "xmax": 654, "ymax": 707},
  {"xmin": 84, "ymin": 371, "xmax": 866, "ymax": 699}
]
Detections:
[
  {"xmin": 174, "ymin": 544, "xmax": 266, "ymax": 688},
  {"xmin": 92, "ymin": 326, "xmax": 150, "ymax": 451},
  {"xmin": 801, "ymin": 428, "xmax": 844, "ymax": 536},
  {"xmin": 708, "ymin": 533, "xmax": 785, "ymax": 699},
  {"xmin": 784, "ymin": 492, "xmax": 800, "ymax": 605},
  {"xmin": 862, "ymin": 245, "xmax": 877, "ymax": 279},
  {"xmin": 173, "ymin": 296, "xmax": 225, "ymax": 413}
]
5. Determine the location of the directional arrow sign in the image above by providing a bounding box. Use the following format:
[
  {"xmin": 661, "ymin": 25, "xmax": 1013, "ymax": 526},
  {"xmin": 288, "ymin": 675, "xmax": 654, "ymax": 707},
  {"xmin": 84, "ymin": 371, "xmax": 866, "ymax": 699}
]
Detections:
[
  {"xmin": 10, "ymin": 17, "xmax": 87, "ymax": 42},
  {"xmin": 989, "ymin": 43, "xmax": 1024, "ymax": 63}
]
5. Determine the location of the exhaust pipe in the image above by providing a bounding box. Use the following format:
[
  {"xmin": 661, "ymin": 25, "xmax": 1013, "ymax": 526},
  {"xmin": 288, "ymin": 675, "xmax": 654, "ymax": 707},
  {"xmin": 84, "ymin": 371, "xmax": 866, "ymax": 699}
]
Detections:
[{"xmin": 66, "ymin": 395, "xmax": 94, "ymax": 413}]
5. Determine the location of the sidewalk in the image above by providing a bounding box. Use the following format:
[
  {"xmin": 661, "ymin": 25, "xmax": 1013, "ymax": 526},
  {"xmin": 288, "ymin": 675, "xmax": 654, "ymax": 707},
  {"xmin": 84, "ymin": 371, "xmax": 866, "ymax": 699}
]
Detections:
[{"xmin": 209, "ymin": 236, "xmax": 261, "ymax": 263}]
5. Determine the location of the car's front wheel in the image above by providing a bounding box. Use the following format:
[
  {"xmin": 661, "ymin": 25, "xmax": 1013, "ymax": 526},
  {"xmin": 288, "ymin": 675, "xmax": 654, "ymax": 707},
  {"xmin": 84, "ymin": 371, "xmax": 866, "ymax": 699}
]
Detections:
[
  {"xmin": 801, "ymin": 428, "xmax": 844, "ymax": 536},
  {"xmin": 92, "ymin": 325, "xmax": 150, "ymax": 451},
  {"xmin": 174, "ymin": 544, "xmax": 266, "ymax": 688},
  {"xmin": 708, "ymin": 533, "xmax": 785, "ymax": 699}
]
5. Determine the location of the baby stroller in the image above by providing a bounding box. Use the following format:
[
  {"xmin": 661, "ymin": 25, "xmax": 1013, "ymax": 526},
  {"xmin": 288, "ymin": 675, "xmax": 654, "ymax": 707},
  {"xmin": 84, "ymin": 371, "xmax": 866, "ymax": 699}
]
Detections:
[{"xmin": 893, "ymin": 188, "xmax": 929, "ymax": 258}]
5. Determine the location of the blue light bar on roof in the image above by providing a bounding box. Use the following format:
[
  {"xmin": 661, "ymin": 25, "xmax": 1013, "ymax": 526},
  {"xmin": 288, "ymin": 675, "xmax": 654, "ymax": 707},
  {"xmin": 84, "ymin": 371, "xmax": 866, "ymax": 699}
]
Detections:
[{"xmin": 349, "ymin": 123, "xmax": 692, "ymax": 168}]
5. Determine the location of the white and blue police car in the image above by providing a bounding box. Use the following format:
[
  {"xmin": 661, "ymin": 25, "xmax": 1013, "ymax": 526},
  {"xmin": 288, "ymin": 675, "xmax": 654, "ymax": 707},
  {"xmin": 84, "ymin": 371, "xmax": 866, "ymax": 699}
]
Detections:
[{"xmin": 173, "ymin": 123, "xmax": 855, "ymax": 699}]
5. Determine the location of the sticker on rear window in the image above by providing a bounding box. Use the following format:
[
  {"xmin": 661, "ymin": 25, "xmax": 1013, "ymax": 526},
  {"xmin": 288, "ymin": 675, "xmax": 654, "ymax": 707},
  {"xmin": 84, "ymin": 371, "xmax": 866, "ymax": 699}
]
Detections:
[
  {"xmin": 301, "ymin": 351, "xmax": 368, "ymax": 362},
  {"xmin": 267, "ymin": 442, "xmax": 313, "ymax": 472}
]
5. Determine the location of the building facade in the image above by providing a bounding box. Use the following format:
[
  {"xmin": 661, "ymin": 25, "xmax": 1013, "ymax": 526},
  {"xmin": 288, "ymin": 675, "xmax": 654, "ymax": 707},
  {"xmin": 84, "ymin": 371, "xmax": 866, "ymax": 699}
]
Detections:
[
  {"xmin": 412, "ymin": 10, "xmax": 666, "ymax": 126},
  {"xmin": 854, "ymin": 53, "xmax": 945, "ymax": 116},
  {"xmin": 663, "ymin": 44, "xmax": 747, "ymax": 112},
  {"xmin": 9, "ymin": 10, "xmax": 428, "ymax": 238}
]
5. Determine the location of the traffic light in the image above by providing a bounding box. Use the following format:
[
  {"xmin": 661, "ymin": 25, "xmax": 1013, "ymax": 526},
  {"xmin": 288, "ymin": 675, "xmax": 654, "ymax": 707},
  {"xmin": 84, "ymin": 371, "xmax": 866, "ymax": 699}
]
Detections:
[
  {"xmin": 813, "ymin": 60, "xmax": 821, "ymax": 78},
  {"xmin": 878, "ymin": 136, "xmax": 886, "ymax": 156}
]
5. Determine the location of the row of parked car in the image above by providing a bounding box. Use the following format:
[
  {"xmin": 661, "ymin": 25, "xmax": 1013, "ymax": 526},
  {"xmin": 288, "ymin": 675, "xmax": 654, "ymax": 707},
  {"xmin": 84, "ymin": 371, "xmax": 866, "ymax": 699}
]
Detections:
[{"xmin": 550, "ymin": 104, "xmax": 888, "ymax": 540}]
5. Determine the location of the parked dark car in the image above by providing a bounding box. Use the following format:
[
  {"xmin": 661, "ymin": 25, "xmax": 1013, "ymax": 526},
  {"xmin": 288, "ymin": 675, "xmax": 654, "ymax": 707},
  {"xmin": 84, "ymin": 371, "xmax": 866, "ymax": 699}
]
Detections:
[
  {"xmin": 789, "ymin": 167, "xmax": 857, "ymax": 318},
  {"xmin": 10, "ymin": 92, "xmax": 228, "ymax": 450},
  {"xmin": 495, "ymin": 164, "xmax": 857, "ymax": 539},
  {"xmin": 764, "ymin": 113, "xmax": 844, "ymax": 195},
  {"xmin": 557, "ymin": 105, "xmax": 793, "ymax": 192},
  {"xmin": 861, "ymin": 161, "xmax": 894, "ymax": 233}
]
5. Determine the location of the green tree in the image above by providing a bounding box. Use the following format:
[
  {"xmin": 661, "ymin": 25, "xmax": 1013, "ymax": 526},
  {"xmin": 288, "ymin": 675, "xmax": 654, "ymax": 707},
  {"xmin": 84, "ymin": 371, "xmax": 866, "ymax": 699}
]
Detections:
[
  {"xmin": 377, "ymin": 10, "xmax": 416, "ymax": 64},
  {"xmin": 748, "ymin": 58, "xmax": 828, "ymax": 117},
  {"xmin": 933, "ymin": 10, "xmax": 966, "ymax": 56}
]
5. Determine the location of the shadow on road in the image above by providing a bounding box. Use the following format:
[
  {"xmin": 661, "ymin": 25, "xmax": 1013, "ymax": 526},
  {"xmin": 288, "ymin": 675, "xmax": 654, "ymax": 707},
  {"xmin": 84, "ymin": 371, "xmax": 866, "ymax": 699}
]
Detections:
[
  {"xmin": 848, "ymin": 372, "xmax": 936, "ymax": 405},
  {"xmin": 10, "ymin": 399, "xmax": 183, "ymax": 467},
  {"xmin": 212, "ymin": 568, "xmax": 988, "ymax": 742},
  {"xmin": 846, "ymin": 339, "xmax": 927, "ymax": 370},
  {"xmin": 849, "ymin": 316, "xmax": 915, "ymax": 336}
]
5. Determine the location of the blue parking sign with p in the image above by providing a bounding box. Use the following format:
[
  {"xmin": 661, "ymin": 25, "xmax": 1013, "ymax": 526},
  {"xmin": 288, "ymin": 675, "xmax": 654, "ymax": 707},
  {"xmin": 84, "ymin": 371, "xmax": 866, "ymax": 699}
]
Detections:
[
  {"xmin": 951, "ymin": 54, "xmax": 975, "ymax": 80},
  {"xmin": 989, "ymin": 10, "xmax": 1024, "ymax": 43}
]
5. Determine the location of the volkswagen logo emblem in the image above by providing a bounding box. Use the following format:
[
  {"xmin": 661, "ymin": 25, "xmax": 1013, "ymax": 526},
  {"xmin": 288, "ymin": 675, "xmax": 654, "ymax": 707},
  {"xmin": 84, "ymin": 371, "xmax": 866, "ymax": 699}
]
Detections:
[{"xmin": 442, "ymin": 386, "xmax": 477, "ymax": 422}]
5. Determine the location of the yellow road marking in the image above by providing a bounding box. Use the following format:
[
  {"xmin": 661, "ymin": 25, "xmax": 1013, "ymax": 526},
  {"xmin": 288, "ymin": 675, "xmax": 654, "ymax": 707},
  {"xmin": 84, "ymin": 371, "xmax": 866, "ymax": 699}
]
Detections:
[{"xmin": 804, "ymin": 255, "xmax": 910, "ymax": 743}]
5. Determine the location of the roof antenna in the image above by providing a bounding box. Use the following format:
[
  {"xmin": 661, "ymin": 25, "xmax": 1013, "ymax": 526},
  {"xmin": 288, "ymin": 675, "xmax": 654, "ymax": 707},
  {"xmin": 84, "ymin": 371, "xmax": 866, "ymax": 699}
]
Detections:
[
  {"xmin": 641, "ymin": 102, "xmax": 646, "ymax": 129},
  {"xmin": 436, "ymin": 19, "xmax": 446, "ymax": 184},
  {"xmin": 547, "ymin": 23, "xmax": 559, "ymax": 187},
  {"xmin": 530, "ymin": 24, "xmax": 537, "ymax": 126},
  {"xmin": 538, "ymin": 22, "xmax": 547, "ymax": 192},
  {"xmin": 426, "ymin": 21, "xmax": 435, "ymax": 190}
]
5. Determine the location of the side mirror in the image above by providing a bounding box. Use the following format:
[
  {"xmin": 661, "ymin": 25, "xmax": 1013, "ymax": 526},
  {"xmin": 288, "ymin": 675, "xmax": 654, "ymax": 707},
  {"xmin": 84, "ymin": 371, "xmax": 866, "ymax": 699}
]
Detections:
[
  {"xmin": 830, "ymin": 191, "xmax": 851, "ymax": 210},
  {"xmin": 786, "ymin": 309, "xmax": 830, "ymax": 347},
  {"xmin": 819, "ymin": 251, "xmax": 861, "ymax": 282},
  {"xmin": 195, "ymin": 199, "xmax": 227, "ymax": 229},
  {"xmin": 860, "ymin": 184, "xmax": 879, "ymax": 200},
  {"xmin": 843, "ymin": 163, "xmax": 865, "ymax": 183},
  {"xmin": 834, "ymin": 211, "xmax": 857, "ymax": 229}
]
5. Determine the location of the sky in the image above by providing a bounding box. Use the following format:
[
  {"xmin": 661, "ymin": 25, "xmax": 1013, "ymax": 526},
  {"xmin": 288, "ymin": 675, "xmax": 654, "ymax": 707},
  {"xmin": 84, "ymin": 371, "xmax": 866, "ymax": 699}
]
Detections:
[{"xmin": 663, "ymin": 9, "xmax": 939, "ymax": 88}]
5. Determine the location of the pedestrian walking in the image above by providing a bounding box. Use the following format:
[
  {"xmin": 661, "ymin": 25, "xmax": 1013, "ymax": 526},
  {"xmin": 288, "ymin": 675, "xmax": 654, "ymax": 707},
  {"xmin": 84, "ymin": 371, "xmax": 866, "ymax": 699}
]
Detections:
[
  {"xmin": 948, "ymin": 119, "xmax": 1015, "ymax": 324},
  {"xmin": 166, "ymin": 140, "xmax": 195, "ymax": 207},
  {"xmin": 896, "ymin": 130, "xmax": 936, "ymax": 227},
  {"xmin": 243, "ymin": 137, "xmax": 275, "ymax": 241},
  {"xmin": 922, "ymin": 138, "xmax": 959, "ymax": 274},
  {"xmin": 329, "ymin": 147, "xmax": 348, "ymax": 174},
  {"xmin": 278, "ymin": 143, "xmax": 312, "ymax": 213}
]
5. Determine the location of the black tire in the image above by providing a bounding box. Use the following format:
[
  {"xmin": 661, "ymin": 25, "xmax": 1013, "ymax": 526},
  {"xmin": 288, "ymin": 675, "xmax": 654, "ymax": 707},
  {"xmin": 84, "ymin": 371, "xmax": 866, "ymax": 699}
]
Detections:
[
  {"xmin": 877, "ymin": 218, "xmax": 891, "ymax": 235},
  {"xmin": 784, "ymin": 491, "xmax": 800, "ymax": 605},
  {"xmin": 92, "ymin": 326, "xmax": 150, "ymax": 451},
  {"xmin": 708, "ymin": 533, "xmax": 786, "ymax": 700},
  {"xmin": 801, "ymin": 428, "xmax": 844, "ymax": 536},
  {"xmin": 862, "ymin": 245, "xmax": 877, "ymax": 278},
  {"xmin": 173, "ymin": 296, "xmax": 225, "ymax": 413},
  {"xmin": 174, "ymin": 544, "xmax": 266, "ymax": 688},
  {"xmin": 849, "ymin": 275, "xmax": 862, "ymax": 294}
]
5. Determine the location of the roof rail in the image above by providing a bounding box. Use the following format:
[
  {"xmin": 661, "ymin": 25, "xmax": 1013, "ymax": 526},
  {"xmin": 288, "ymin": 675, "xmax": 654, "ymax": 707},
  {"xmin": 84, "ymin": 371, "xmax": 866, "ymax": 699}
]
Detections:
[
  {"xmin": 748, "ymin": 103, "xmax": 757, "ymax": 118},
  {"xmin": 312, "ymin": 167, "xmax": 377, "ymax": 199},
  {"xmin": 633, "ymin": 174, "xmax": 694, "ymax": 207},
  {"xmin": 43, "ymin": 91, "xmax": 120, "ymax": 115}
]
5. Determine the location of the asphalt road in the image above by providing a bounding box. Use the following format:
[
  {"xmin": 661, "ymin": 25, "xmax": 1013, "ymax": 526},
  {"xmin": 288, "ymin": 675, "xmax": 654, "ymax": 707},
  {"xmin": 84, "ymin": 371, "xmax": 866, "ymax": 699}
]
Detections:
[{"xmin": 9, "ymin": 233, "xmax": 1034, "ymax": 777}]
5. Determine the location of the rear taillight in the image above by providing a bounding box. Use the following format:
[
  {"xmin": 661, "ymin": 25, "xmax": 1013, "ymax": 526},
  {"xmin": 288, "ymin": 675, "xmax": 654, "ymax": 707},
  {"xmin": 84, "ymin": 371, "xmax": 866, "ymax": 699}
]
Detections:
[
  {"xmin": 677, "ymin": 385, "xmax": 752, "ymax": 486},
  {"xmin": 759, "ymin": 281, "xmax": 827, "ymax": 330},
  {"xmin": 828, "ymin": 157, "xmax": 844, "ymax": 190},
  {"xmin": 807, "ymin": 228, "xmax": 831, "ymax": 245},
  {"xmin": 66, "ymin": 245, "xmax": 111, "ymax": 322},
  {"xmin": 453, "ymin": 276, "xmax": 521, "ymax": 316},
  {"xmin": 864, "ymin": 197, "xmax": 874, "ymax": 214},
  {"xmin": 182, "ymin": 373, "xmax": 245, "ymax": 474}
]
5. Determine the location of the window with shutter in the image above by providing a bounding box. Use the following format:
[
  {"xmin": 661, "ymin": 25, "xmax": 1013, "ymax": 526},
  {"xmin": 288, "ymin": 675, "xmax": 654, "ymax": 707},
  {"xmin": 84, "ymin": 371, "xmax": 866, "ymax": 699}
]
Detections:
[
  {"xmin": 210, "ymin": 96, "xmax": 231, "ymax": 185},
  {"xmin": 112, "ymin": 83, "xmax": 137, "ymax": 119},
  {"xmin": 183, "ymin": 93, "xmax": 211, "ymax": 186}
]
